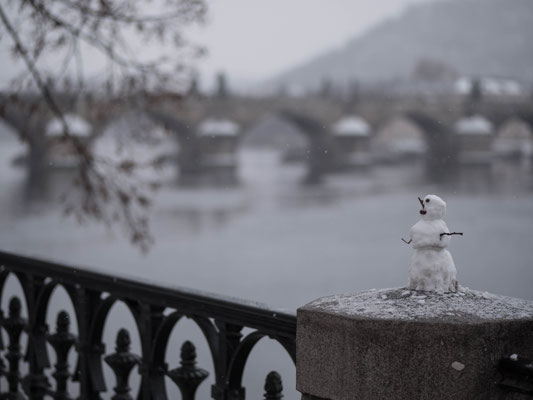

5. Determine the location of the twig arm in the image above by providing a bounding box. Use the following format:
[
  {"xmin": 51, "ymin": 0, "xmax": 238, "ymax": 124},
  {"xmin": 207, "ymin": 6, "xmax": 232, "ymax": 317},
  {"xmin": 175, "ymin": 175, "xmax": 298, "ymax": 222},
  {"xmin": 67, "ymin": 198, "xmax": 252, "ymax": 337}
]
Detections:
[
  {"xmin": 440, "ymin": 232, "xmax": 463, "ymax": 240},
  {"xmin": 401, "ymin": 238, "xmax": 412, "ymax": 244}
]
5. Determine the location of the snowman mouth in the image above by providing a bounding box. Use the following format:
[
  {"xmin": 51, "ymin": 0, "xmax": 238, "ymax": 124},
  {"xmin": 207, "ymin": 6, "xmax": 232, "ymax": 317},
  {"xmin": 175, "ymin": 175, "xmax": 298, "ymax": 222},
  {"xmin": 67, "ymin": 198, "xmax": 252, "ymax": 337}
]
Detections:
[{"xmin": 418, "ymin": 197, "xmax": 426, "ymax": 214}]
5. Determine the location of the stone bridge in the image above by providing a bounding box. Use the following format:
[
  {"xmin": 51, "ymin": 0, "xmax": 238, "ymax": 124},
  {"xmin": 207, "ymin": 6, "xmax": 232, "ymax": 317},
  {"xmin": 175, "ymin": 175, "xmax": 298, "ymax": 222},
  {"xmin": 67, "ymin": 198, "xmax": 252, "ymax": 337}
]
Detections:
[{"xmin": 1, "ymin": 92, "xmax": 532, "ymax": 186}]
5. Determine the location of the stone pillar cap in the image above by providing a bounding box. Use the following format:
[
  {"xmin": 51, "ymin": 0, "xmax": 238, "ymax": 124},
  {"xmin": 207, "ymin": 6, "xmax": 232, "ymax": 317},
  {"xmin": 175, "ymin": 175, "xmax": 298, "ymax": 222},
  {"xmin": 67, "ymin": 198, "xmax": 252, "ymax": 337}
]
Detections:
[
  {"xmin": 297, "ymin": 288, "xmax": 533, "ymax": 400},
  {"xmin": 301, "ymin": 287, "xmax": 533, "ymax": 323}
]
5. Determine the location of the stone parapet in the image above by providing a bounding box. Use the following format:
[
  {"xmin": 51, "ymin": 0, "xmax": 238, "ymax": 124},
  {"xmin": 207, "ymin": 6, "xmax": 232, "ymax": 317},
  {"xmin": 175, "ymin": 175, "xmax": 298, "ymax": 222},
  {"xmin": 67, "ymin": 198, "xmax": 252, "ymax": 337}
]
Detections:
[{"xmin": 296, "ymin": 288, "xmax": 533, "ymax": 400}]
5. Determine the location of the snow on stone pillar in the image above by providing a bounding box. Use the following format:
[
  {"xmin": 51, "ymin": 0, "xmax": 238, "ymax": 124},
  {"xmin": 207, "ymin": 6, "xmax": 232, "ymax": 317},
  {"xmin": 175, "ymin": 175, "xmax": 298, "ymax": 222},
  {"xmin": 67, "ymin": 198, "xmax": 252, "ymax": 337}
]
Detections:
[{"xmin": 296, "ymin": 195, "xmax": 533, "ymax": 400}]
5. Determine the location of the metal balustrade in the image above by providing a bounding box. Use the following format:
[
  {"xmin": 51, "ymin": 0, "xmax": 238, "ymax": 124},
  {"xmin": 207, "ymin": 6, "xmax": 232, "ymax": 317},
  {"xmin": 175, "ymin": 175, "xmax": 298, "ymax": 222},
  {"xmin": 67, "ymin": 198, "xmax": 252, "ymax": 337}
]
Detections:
[{"xmin": 0, "ymin": 250, "xmax": 296, "ymax": 399}]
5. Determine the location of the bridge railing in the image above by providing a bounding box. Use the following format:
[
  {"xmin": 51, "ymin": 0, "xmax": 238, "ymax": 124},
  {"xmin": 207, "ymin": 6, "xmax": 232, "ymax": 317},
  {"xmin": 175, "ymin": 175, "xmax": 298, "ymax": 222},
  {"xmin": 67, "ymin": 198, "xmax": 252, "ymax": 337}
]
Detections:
[{"xmin": 0, "ymin": 250, "xmax": 295, "ymax": 400}]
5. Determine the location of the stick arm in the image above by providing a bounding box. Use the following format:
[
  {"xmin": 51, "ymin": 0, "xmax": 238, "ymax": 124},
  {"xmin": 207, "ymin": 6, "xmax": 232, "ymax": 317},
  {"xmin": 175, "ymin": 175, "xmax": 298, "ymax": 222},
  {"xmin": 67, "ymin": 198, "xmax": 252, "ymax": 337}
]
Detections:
[{"xmin": 440, "ymin": 232, "xmax": 464, "ymax": 239}]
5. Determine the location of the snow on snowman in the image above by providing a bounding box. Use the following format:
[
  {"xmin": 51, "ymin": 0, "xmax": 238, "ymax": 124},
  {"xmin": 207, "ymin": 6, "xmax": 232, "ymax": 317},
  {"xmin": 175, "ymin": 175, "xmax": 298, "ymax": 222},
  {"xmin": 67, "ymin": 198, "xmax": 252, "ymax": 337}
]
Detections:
[{"xmin": 402, "ymin": 195, "xmax": 463, "ymax": 293}]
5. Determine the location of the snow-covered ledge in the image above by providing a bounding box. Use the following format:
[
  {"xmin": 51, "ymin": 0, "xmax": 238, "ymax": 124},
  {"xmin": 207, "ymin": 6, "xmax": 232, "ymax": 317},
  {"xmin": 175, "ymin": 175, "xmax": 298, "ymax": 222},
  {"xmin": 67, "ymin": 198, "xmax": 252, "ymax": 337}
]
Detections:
[{"xmin": 296, "ymin": 287, "xmax": 533, "ymax": 400}]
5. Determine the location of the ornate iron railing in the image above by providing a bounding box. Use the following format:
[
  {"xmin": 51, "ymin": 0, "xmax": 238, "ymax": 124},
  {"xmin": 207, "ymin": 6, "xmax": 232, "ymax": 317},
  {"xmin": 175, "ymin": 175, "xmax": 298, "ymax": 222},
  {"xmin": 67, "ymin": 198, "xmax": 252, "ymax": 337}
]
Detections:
[{"xmin": 0, "ymin": 250, "xmax": 295, "ymax": 399}]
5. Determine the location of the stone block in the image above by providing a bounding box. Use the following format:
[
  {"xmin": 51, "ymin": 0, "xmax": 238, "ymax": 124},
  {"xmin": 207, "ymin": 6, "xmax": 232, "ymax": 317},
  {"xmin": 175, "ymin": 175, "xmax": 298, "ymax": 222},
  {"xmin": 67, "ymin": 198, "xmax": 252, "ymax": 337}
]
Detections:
[{"xmin": 296, "ymin": 288, "xmax": 533, "ymax": 400}]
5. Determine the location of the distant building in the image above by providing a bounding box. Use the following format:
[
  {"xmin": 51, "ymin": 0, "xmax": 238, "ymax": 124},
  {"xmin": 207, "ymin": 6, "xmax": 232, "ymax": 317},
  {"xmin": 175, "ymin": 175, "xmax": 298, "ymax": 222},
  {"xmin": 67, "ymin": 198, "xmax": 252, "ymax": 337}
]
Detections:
[
  {"xmin": 454, "ymin": 77, "xmax": 524, "ymax": 97},
  {"xmin": 454, "ymin": 115, "xmax": 494, "ymax": 164}
]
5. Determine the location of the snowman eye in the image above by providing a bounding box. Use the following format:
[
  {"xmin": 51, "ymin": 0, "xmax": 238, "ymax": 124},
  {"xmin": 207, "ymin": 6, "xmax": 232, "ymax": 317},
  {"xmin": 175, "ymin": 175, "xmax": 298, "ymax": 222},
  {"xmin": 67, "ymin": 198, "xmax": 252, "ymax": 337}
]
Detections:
[{"xmin": 425, "ymin": 199, "xmax": 430, "ymax": 203}]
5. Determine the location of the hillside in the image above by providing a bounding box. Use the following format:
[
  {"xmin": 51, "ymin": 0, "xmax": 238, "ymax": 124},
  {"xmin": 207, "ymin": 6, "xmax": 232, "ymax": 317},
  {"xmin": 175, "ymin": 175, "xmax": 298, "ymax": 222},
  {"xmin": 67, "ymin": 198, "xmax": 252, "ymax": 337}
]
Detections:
[{"xmin": 269, "ymin": 0, "xmax": 533, "ymax": 89}]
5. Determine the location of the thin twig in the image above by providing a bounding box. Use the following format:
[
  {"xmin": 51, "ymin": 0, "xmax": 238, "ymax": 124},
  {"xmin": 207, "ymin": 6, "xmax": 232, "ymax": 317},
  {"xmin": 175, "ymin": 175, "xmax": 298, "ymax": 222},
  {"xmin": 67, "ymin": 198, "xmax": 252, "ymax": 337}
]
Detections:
[
  {"xmin": 57, "ymin": 0, "xmax": 200, "ymax": 24},
  {"xmin": 26, "ymin": 0, "xmax": 146, "ymax": 71},
  {"xmin": 440, "ymin": 232, "xmax": 464, "ymax": 240}
]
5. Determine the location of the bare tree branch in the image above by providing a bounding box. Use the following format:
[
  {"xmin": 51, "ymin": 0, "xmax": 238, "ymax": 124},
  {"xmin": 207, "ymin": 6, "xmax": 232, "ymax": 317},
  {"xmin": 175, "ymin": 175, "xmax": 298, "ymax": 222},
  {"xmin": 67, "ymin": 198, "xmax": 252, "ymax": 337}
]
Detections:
[
  {"xmin": 0, "ymin": 3, "xmax": 71, "ymax": 138},
  {"xmin": 0, "ymin": 0, "xmax": 207, "ymax": 251}
]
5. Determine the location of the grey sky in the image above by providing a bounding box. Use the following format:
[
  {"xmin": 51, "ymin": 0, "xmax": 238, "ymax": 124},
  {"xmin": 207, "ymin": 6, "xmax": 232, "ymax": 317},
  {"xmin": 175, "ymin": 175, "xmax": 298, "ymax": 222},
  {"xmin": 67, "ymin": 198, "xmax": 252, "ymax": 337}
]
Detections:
[
  {"xmin": 193, "ymin": 0, "xmax": 436, "ymax": 89},
  {"xmin": 0, "ymin": 0, "xmax": 435, "ymax": 90}
]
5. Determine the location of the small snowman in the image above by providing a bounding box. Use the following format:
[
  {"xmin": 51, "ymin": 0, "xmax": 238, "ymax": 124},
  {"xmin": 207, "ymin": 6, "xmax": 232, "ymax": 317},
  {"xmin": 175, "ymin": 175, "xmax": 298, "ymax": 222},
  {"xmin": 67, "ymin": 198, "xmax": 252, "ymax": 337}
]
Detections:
[{"xmin": 402, "ymin": 195, "xmax": 462, "ymax": 293}]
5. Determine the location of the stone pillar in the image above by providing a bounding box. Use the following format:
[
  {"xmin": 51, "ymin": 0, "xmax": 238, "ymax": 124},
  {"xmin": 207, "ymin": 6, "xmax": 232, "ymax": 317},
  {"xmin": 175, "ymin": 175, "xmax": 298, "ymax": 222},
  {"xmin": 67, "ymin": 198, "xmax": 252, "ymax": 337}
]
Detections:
[{"xmin": 296, "ymin": 288, "xmax": 533, "ymax": 400}]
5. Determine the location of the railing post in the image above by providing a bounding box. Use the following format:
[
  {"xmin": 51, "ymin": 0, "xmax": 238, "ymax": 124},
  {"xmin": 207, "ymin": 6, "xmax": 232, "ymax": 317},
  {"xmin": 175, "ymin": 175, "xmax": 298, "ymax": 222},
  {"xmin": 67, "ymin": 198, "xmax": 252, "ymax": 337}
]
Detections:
[
  {"xmin": 0, "ymin": 308, "xmax": 6, "ymax": 394},
  {"xmin": 104, "ymin": 329, "xmax": 141, "ymax": 400},
  {"xmin": 47, "ymin": 310, "xmax": 77, "ymax": 400},
  {"xmin": 0, "ymin": 356, "xmax": 5, "ymax": 395},
  {"xmin": 211, "ymin": 322, "xmax": 244, "ymax": 400},
  {"xmin": 0, "ymin": 339, "xmax": 6, "ymax": 395},
  {"xmin": 75, "ymin": 287, "xmax": 102, "ymax": 399},
  {"xmin": 22, "ymin": 275, "xmax": 50, "ymax": 400},
  {"xmin": 263, "ymin": 371, "xmax": 283, "ymax": 400},
  {"xmin": 167, "ymin": 341, "xmax": 209, "ymax": 400},
  {"xmin": 1, "ymin": 297, "xmax": 27, "ymax": 400},
  {"xmin": 137, "ymin": 303, "xmax": 165, "ymax": 400}
]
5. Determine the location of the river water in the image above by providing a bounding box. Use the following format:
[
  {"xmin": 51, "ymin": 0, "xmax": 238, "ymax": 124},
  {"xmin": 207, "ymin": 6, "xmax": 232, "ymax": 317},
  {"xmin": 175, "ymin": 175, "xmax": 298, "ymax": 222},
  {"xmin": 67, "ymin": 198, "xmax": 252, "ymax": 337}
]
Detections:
[{"xmin": 1, "ymin": 127, "xmax": 532, "ymax": 399}]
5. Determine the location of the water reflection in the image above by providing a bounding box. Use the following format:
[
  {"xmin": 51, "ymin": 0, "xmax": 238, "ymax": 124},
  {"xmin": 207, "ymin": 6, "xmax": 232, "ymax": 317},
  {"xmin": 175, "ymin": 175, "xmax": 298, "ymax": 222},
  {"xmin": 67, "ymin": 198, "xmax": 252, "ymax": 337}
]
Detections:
[{"xmin": 3, "ymin": 136, "xmax": 533, "ymax": 228}]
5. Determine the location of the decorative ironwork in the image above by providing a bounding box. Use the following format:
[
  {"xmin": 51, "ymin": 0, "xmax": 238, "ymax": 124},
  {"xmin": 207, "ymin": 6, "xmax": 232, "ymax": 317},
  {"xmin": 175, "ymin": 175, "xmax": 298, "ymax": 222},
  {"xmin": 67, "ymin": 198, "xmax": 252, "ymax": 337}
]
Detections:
[
  {"xmin": 1, "ymin": 297, "xmax": 26, "ymax": 400},
  {"xmin": 104, "ymin": 328, "xmax": 141, "ymax": 400},
  {"xmin": 263, "ymin": 371, "xmax": 283, "ymax": 400},
  {"xmin": 0, "ymin": 250, "xmax": 296, "ymax": 399},
  {"xmin": 167, "ymin": 341, "xmax": 209, "ymax": 400},
  {"xmin": 47, "ymin": 311, "xmax": 76, "ymax": 400}
]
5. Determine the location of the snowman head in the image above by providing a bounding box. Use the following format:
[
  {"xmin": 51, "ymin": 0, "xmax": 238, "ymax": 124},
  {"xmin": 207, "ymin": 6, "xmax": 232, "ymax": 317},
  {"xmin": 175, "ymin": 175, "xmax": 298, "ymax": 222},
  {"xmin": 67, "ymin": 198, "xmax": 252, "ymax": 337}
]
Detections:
[{"xmin": 418, "ymin": 194, "xmax": 446, "ymax": 220}]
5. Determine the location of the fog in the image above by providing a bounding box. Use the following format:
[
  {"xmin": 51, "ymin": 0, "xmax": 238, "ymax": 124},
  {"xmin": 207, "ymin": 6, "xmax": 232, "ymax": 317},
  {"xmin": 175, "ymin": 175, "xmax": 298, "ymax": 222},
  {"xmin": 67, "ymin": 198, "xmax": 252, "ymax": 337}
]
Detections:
[{"xmin": 1, "ymin": 0, "xmax": 532, "ymax": 398}]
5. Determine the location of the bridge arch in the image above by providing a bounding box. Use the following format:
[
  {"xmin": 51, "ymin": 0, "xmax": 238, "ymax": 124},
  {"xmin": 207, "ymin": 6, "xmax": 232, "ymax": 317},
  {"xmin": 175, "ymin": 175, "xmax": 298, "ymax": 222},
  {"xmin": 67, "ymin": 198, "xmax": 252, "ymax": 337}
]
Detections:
[
  {"xmin": 238, "ymin": 110, "xmax": 340, "ymax": 184},
  {"xmin": 92, "ymin": 111, "xmax": 184, "ymax": 183},
  {"xmin": 371, "ymin": 111, "xmax": 458, "ymax": 180},
  {"xmin": 239, "ymin": 113, "xmax": 318, "ymax": 185},
  {"xmin": 405, "ymin": 111, "xmax": 458, "ymax": 179},
  {"xmin": 372, "ymin": 114, "xmax": 428, "ymax": 162},
  {"xmin": 493, "ymin": 116, "xmax": 533, "ymax": 157}
]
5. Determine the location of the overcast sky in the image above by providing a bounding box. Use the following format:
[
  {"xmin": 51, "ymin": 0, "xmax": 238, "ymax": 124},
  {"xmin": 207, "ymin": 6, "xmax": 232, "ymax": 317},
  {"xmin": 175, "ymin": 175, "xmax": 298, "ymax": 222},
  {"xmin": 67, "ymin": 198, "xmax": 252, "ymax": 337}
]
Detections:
[
  {"xmin": 0, "ymin": 0, "xmax": 435, "ymax": 90},
  {"xmin": 193, "ymin": 0, "xmax": 436, "ymax": 89}
]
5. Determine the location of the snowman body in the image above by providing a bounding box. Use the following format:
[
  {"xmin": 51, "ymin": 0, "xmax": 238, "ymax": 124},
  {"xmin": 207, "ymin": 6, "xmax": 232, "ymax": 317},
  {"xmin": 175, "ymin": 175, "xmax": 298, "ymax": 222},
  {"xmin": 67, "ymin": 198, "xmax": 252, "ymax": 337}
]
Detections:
[{"xmin": 408, "ymin": 195, "xmax": 457, "ymax": 292}]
